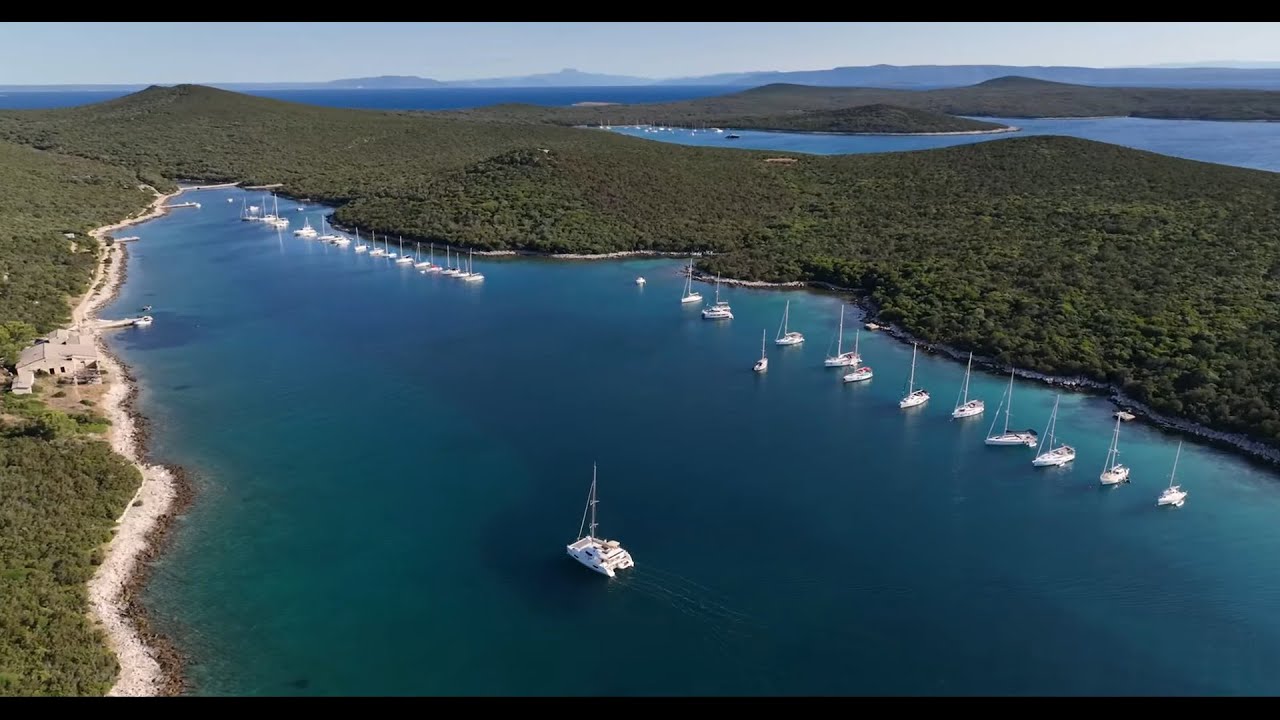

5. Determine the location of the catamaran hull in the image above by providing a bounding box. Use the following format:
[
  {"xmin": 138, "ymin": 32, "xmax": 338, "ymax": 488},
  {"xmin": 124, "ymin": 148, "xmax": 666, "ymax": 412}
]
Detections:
[
  {"xmin": 567, "ymin": 549, "xmax": 615, "ymax": 577},
  {"xmin": 986, "ymin": 433, "xmax": 1038, "ymax": 447},
  {"xmin": 1100, "ymin": 468, "xmax": 1130, "ymax": 485}
]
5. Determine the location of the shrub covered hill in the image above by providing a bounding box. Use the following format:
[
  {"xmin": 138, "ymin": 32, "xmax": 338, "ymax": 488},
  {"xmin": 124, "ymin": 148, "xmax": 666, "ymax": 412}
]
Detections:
[
  {"xmin": 449, "ymin": 76, "xmax": 1280, "ymax": 128},
  {"xmin": 4, "ymin": 84, "xmax": 1280, "ymax": 450}
]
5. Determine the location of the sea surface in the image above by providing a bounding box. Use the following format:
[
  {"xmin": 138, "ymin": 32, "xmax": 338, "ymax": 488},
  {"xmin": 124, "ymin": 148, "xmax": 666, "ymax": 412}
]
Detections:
[
  {"xmin": 608, "ymin": 117, "xmax": 1280, "ymax": 173},
  {"xmin": 106, "ymin": 188, "xmax": 1280, "ymax": 695}
]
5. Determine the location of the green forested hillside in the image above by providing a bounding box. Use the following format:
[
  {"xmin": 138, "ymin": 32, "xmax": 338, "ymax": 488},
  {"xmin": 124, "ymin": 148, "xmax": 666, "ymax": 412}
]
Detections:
[
  {"xmin": 0, "ymin": 140, "xmax": 153, "ymax": 695},
  {"xmin": 712, "ymin": 104, "xmax": 1007, "ymax": 134},
  {"xmin": 4, "ymin": 84, "xmax": 1280, "ymax": 450}
]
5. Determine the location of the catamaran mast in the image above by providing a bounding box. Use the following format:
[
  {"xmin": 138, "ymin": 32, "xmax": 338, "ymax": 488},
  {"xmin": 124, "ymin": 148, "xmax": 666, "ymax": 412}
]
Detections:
[{"xmin": 589, "ymin": 464, "xmax": 599, "ymax": 539}]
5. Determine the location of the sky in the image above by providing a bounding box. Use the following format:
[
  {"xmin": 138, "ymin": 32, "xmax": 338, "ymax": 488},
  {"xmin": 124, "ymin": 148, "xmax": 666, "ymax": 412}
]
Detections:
[{"xmin": 1, "ymin": 22, "xmax": 1279, "ymax": 85}]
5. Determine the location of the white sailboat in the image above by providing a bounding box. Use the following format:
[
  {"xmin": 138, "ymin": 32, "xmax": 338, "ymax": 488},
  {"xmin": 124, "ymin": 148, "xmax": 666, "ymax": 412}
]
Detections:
[
  {"xmin": 414, "ymin": 242, "xmax": 432, "ymax": 269},
  {"xmin": 369, "ymin": 231, "xmax": 387, "ymax": 257},
  {"xmin": 463, "ymin": 249, "xmax": 485, "ymax": 282},
  {"xmin": 842, "ymin": 329, "xmax": 873, "ymax": 382},
  {"xmin": 239, "ymin": 198, "xmax": 259, "ymax": 221},
  {"xmin": 353, "ymin": 228, "xmax": 368, "ymax": 253},
  {"xmin": 419, "ymin": 243, "xmax": 442, "ymax": 273},
  {"xmin": 951, "ymin": 352, "xmax": 985, "ymax": 418},
  {"xmin": 700, "ymin": 276, "xmax": 732, "ymax": 319},
  {"xmin": 293, "ymin": 216, "xmax": 317, "ymax": 238},
  {"xmin": 753, "ymin": 329, "xmax": 768, "ymax": 373},
  {"xmin": 823, "ymin": 306, "xmax": 860, "ymax": 367},
  {"xmin": 1032, "ymin": 395, "xmax": 1076, "ymax": 467},
  {"xmin": 774, "ymin": 300, "xmax": 804, "ymax": 346},
  {"xmin": 680, "ymin": 258, "xmax": 703, "ymax": 305},
  {"xmin": 566, "ymin": 464, "xmax": 635, "ymax": 578},
  {"xmin": 441, "ymin": 246, "xmax": 461, "ymax": 276},
  {"xmin": 258, "ymin": 194, "xmax": 277, "ymax": 224},
  {"xmin": 316, "ymin": 216, "xmax": 341, "ymax": 243},
  {"xmin": 985, "ymin": 369, "xmax": 1038, "ymax": 446},
  {"xmin": 267, "ymin": 195, "xmax": 289, "ymax": 229},
  {"xmin": 1157, "ymin": 442, "xmax": 1188, "ymax": 507},
  {"xmin": 1099, "ymin": 415, "xmax": 1131, "ymax": 486},
  {"xmin": 395, "ymin": 236, "xmax": 415, "ymax": 264},
  {"xmin": 899, "ymin": 343, "xmax": 929, "ymax": 408}
]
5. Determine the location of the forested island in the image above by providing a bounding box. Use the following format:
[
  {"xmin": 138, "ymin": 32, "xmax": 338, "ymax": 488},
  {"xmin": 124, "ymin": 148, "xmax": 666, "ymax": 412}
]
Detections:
[
  {"xmin": 4, "ymin": 81, "xmax": 1280, "ymax": 692},
  {"xmin": 702, "ymin": 104, "xmax": 1010, "ymax": 134},
  {"xmin": 448, "ymin": 76, "xmax": 1280, "ymax": 128}
]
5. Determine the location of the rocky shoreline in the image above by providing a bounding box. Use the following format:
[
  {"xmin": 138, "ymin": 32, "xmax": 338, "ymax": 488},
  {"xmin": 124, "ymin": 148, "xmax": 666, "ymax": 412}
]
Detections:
[
  {"xmin": 686, "ymin": 269, "xmax": 1280, "ymax": 467},
  {"xmin": 79, "ymin": 187, "xmax": 192, "ymax": 696}
]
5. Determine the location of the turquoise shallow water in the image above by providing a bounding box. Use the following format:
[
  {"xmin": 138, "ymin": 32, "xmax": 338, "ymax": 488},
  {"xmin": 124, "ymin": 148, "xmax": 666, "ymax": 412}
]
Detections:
[{"xmin": 104, "ymin": 187, "xmax": 1280, "ymax": 695}]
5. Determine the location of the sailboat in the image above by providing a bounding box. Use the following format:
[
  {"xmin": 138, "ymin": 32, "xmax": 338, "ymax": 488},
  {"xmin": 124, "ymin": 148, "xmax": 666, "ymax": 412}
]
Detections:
[
  {"xmin": 566, "ymin": 464, "xmax": 635, "ymax": 577},
  {"xmin": 951, "ymin": 352, "xmax": 985, "ymax": 418},
  {"xmin": 419, "ymin": 243, "xmax": 442, "ymax": 273},
  {"xmin": 395, "ymin": 236, "xmax": 415, "ymax": 264},
  {"xmin": 774, "ymin": 300, "xmax": 804, "ymax": 346},
  {"xmin": 317, "ymin": 215, "xmax": 342, "ymax": 243},
  {"xmin": 753, "ymin": 329, "xmax": 768, "ymax": 373},
  {"xmin": 823, "ymin": 306, "xmax": 859, "ymax": 367},
  {"xmin": 266, "ymin": 195, "xmax": 289, "ymax": 229},
  {"xmin": 414, "ymin": 242, "xmax": 432, "ymax": 269},
  {"xmin": 1032, "ymin": 395, "xmax": 1076, "ymax": 467},
  {"xmin": 1156, "ymin": 442, "xmax": 1188, "ymax": 507},
  {"xmin": 293, "ymin": 216, "xmax": 317, "ymax": 238},
  {"xmin": 353, "ymin": 228, "xmax": 368, "ymax": 253},
  {"xmin": 680, "ymin": 258, "xmax": 703, "ymax": 304},
  {"xmin": 239, "ymin": 198, "xmax": 259, "ymax": 221},
  {"xmin": 259, "ymin": 194, "xmax": 277, "ymax": 224},
  {"xmin": 899, "ymin": 343, "xmax": 929, "ymax": 408},
  {"xmin": 701, "ymin": 276, "xmax": 732, "ymax": 319},
  {"xmin": 441, "ymin": 246, "xmax": 461, "ymax": 276},
  {"xmin": 463, "ymin": 249, "xmax": 485, "ymax": 282},
  {"xmin": 1099, "ymin": 415, "xmax": 1131, "ymax": 486},
  {"xmin": 842, "ymin": 329, "xmax": 873, "ymax": 382},
  {"xmin": 369, "ymin": 231, "xmax": 387, "ymax": 257},
  {"xmin": 985, "ymin": 369, "xmax": 1038, "ymax": 446},
  {"xmin": 385, "ymin": 234, "xmax": 398, "ymax": 259}
]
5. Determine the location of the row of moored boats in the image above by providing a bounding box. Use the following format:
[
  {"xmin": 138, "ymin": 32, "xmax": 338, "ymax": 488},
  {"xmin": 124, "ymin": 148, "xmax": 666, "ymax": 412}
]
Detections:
[
  {"xmin": 675, "ymin": 260, "xmax": 1190, "ymax": 509},
  {"xmin": 239, "ymin": 196, "xmax": 484, "ymax": 281}
]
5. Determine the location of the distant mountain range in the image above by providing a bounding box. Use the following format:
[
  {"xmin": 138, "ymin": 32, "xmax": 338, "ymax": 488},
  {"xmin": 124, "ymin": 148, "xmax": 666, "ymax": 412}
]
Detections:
[{"xmin": 8, "ymin": 63, "xmax": 1280, "ymax": 92}]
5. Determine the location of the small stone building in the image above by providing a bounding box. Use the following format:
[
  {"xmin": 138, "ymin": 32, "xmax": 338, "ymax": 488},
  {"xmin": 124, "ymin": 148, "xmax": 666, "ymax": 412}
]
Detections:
[{"xmin": 15, "ymin": 332, "xmax": 99, "ymax": 377}]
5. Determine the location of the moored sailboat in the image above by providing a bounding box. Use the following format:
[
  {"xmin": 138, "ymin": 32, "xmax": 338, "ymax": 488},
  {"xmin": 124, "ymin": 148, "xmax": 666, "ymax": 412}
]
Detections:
[
  {"xmin": 899, "ymin": 343, "xmax": 929, "ymax": 408},
  {"xmin": 774, "ymin": 300, "xmax": 804, "ymax": 346},
  {"xmin": 753, "ymin": 329, "xmax": 768, "ymax": 373},
  {"xmin": 1099, "ymin": 415, "xmax": 1131, "ymax": 486},
  {"xmin": 823, "ymin": 306, "xmax": 859, "ymax": 367},
  {"xmin": 1032, "ymin": 395, "xmax": 1076, "ymax": 467},
  {"xmin": 1156, "ymin": 442, "xmax": 1188, "ymax": 507},
  {"xmin": 986, "ymin": 369, "xmax": 1038, "ymax": 446},
  {"xmin": 951, "ymin": 352, "xmax": 985, "ymax": 418},
  {"xmin": 681, "ymin": 258, "xmax": 703, "ymax": 305},
  {"xmin": 701, "ymin": 275, "xmax": 732, "ymax": 319}
]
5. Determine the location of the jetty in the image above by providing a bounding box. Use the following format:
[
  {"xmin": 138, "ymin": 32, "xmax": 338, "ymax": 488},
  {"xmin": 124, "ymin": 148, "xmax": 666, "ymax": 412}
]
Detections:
[
  {"xmin": 113, "ymin": 235, "xmax": 141, "ymax": 243},
  {"xmin": 1115, "ymin": 410, "xmax": 1136, "ymax": 422},
  {"xmin": 88, "ymin": 316, "xmax": 153, "ymax": 330},
  {"xmin": 165, "ymin": 201, "xmax": 202, "ymax": 209}
]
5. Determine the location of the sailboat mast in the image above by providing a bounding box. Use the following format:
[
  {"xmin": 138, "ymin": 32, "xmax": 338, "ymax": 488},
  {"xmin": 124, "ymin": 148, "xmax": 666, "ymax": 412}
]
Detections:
[
  {"xmin": 1004, "ymin": 369, "xmax": 1014, "ymax": 434},
  {"xmin": 761, "ymin": 328, "xmax": 766, "ymax": 359},
  {"xmin": 837, "ymin": 306, "xmax": 844, "ymax": 354},
  {"xmin": 1104, "ymin": 416, "xmax": 1121, "ymax": 472},
  {"xmin": 962, "ymin": 352, "xmax": 973, "ymax": 403},
  {"xmin": 1169, "ymin": 442, "xmax": 1183, "ymax": 487},
  {"xmin": 589, "ymin": 464, "xmax": 599, "ymax": 539},
  {"xmin": 908, "ymin": 344, "xmax": 917, "ymax": 392}
]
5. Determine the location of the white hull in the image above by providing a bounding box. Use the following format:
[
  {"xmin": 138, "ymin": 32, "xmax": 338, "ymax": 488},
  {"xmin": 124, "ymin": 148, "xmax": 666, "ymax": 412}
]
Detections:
[
  {"xmin": 293, "ymin": 229, "xmax": 317, "ymax": 238},
  {"xmin": 333, "ymin": 238, "xmax": 351, "ymax": 246},
  {"xmin": 420, "ymin": 266, "xmax": 442, "ymax": 274},
  {"xmin": 635, "ymin": 277, "xmax": 646, "ymax": 285},
  {"xmin": 1033, "ymin": 447, "xmax": 1076, "ymax": 467},
  {"xmin": 702, "ymin": 309, "xmax": 733, "ymax": 320},
  {"xmin": 681, "ymin": 293, "xmax": 703, "ymax": 304},
  {"xmin": 952, "ymin": 400, "xmax": 985, "ymax": 419},
  {"xmin": 899, "ymin": 391, "xmax": 929, "ymax": 409},
  {"xmin": 985, "ymin": 432, "xmax": 1037, "ymax": 447},
  {"xmin": 1100, "ymin": 466, "xmax": 1131, "ymax": 486},
  {"xmin": 566, "ymin": 539, "xmax": 634, "ymax": 578},
  {"xmin": 354, "ymin": 245, "xmax": 368, "ymax": 253},
  {"xmin": 754, "ymin": 358, "xmax": 768, "ymax": 373},
  {"xmin": 464, "ymin": 273, "xmax": 485, "ymax": 282},
  {"xmin": 843, "ymin": 367, "xmax": 873, "ymax": 383},
  {"xmin": 1157, "ymin": 488, "xmax": 1187, "ymax": 507},
  {"xmin": 775, "ymin": 334, "xmax": 804, "ymax": 346},
  {"xmin": 824, "ymin": 352, "xmax": 860, "ymax": 367},
  {"xmin": 414, "ymin": 261, "xmax": 433, "ymax": 269}
]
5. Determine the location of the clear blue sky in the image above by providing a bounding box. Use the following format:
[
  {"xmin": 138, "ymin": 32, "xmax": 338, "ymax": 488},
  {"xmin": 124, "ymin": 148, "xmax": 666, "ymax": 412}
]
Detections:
[{"xmin": 2, "ymin": 22, "xmax": 1278, "ymax": 85}]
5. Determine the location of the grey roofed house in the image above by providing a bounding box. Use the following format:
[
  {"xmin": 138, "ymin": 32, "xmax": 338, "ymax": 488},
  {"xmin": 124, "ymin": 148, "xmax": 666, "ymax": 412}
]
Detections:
[{"xmin": 16, "ymin": 338, "xmax": 99, "ymax": 376}]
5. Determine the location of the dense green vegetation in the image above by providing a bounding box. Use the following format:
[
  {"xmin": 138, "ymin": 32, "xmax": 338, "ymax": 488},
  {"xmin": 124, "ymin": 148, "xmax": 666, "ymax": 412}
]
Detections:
[
  {"xmin": 449, "ymin": 76, "xmax": 1280, "ymax": 127},
  {"xmin": 4, "ymin": 83, "xmax": 1280, "ymax": 455},
  {"xmin": 703, "ymin": 104, "xmax": 1006, "ymax": 134},
  {"xmin": 0, "ymin": 139, "xmax": 152, "ymax": 695}
]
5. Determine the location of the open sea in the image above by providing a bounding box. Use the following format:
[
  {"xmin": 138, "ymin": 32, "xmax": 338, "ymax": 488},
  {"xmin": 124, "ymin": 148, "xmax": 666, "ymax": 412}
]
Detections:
[{"xmin": 83, "ymin": 87, "xmax": 1280, "ymax": 695}]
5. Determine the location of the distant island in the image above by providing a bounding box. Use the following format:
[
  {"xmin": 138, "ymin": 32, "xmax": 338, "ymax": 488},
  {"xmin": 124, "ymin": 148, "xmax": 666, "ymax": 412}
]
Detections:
[
  {"xmin": 6, "ymin": 82, "xmax": 1280, "ymax": 694},
  {"xmin": 11, "ymin": 62, "xmax": 1280, "ymax": 92},
  {"xmin": 719, "ymin": 104, "xmax": 1013, "ymax": 135},
  {"xmin": 450, "ymin": 76, "xmax": 1280, "ymax": 128}
]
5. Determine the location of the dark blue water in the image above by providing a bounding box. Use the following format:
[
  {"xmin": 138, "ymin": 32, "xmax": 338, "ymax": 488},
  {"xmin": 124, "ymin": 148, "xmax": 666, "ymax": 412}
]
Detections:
[
  {"xmin": 608, "ymin": 117, "xmax": 1280, "ymax": 173},
  {"xmin": 106, "ymin": 189, "xmax": 1280, "ymax": 695},
  {"xmin": 0, "ymin": 86, "xmax": 736, "ymax": 111}
]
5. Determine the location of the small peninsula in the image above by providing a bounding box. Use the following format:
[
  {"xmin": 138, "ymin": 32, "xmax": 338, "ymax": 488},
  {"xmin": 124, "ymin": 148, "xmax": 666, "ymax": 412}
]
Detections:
[{"xmin": 723, "ymin": 104, "xmax": 1011, "ymax": 134}]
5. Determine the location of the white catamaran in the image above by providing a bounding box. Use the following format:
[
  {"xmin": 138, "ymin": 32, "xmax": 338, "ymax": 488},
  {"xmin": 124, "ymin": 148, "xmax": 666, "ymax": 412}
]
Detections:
[
  {"xmin": 775, "ymin": 300, "xmax": 804, "ymax": 346},
  {"xmin": 701, "ymin": 276, "xmax": 733, "ymax": 319},
  {"xmin": 952, "ymin": 352, "xmax": 985, "ymax": 418},
  {"xmin": 986, "ymin": 369, "xmax": 1038, "ymax": 446},
  {"xmin": 823, "ymin": 306, "xmax": 860, "ymax": 367},
  {"xmin": 566, "ymin": 464, "xmax": 635, "ymax": 578},
  {"xmin": 899, "ymin": 343, "xmax": 929, "ymax": 408},
  {"xmin": 1099, "ymin": 415, "xmax": 1131, "ymax": 486},
  {"xmin": 1032, "ymin": 395, "xmax": 1076, "ymax": 467},
  {"xmin": 754, "ymin": 328, "xmax": 768, "ymax": 373},
  {"xmin": 293, "ymin": 216, "xmax": 317, "ymax": 238},
  {"xmin": 1157, "ymin": 442, "xmax": 1188, "ymax": 508}
]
